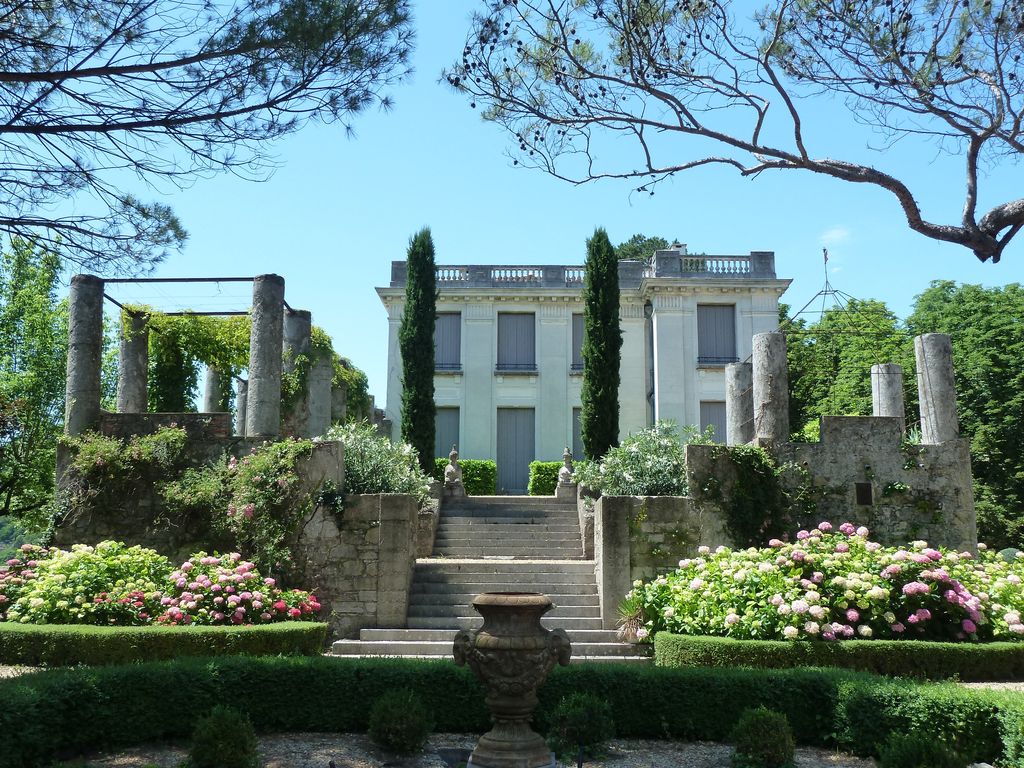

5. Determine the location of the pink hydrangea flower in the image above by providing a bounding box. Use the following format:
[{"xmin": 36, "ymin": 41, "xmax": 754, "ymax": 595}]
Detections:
[
  {"xmin": 818, "ymin": 522, "xmax": 833, "ymax": 532},
  {"xmin": 839, "ymin": 522, "xmax": 856, "ymax": 535}
]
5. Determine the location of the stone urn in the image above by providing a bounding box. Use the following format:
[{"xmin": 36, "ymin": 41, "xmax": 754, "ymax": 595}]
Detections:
[{"xmin": 453, "ymin": 592, "xmax": 572, "ymax": 768}]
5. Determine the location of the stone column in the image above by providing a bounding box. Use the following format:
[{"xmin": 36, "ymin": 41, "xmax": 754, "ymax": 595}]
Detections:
[
  {"xmin": 331, "ymin": 382, "xmax": 347, "ymax": 424},
  {"xmin": 282, "ymin": 309, "xmax": 312, "ymax": 437},
  {"xmin": 307, "ymin": 351, "xmax": 333, "ymax": 437},
  {"xmin": 245, "ymin": 274, "xmax": 285, "ymax": 438},
  {"xmin": 915, "ymin": 333, "xmax": 958, "ymax": 443},
  {"xmin": 725, "ymin": 361, "xmax": 754, "ymax": 445},
  {"xmin": 65, "ymin": 274, "xmax": 105, "ymax": 435},
  {"xmin": 116, "ymin": 312, "xmax": 148, "ymax": 413},
  {"xmin": 752, "ymin": 332, "xmax": 789, "ymax": 442},
  {"xmin": 234, "ymin": 379, "xmax": 248, "ymax": 436},
  {"xmin": 871, "ymin": 363, "xmax": 906, "ymax": 433}
]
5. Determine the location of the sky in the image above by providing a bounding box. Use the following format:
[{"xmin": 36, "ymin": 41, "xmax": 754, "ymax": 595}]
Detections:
[{"xmin": 97, "ymin": 1, "xmax": 1024, "ymax": 405}]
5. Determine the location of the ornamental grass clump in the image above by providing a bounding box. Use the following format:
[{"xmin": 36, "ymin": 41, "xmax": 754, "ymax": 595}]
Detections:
[
  {"xmin": 730, "ymin": 707, "xmax": 795, "ymax": 768},
  {"xmin": 631, "ymin": 522, "xmax": 1024, "ymax": 643}
]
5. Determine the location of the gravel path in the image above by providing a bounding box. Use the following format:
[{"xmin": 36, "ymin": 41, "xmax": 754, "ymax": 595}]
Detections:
[{"xmin": 70, "ymin": 733, "xmax": 875, "ymax": 768}]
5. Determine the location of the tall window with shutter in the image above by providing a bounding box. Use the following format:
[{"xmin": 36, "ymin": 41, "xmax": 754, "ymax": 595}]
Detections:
[
  {"xmin": 697, "ymin": 304, "xmax": 737, "ymax": 365},
  {"xmin": 435, "ymin": 407, "xmax": 460, "ymax": 459},
  {"xmin": 496, "ymin": 313, "xmax": 536, "ymax": 371},
  {"xmin": 700, "ymin": 401, "xmax": 727, "ymax": 443},
  {"xmin": 571, "ymin": 313, "xmax": 584, "ymax": 372},
  {"xmin": 434, "ymin": 312, "xmax": 461, "ymax": 371}
]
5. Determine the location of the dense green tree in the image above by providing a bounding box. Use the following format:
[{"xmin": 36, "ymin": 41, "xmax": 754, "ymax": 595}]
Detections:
[
  {"xmin": 581, "ymin": 228, "xmax": 622, "ymax": 460},
  {"xmin": 399, "ymin": 228, "xmax": 436, "ymax": 473},
  {"xmin": 908, "ymin": 282, "xmax": 1024, "ymax": 549},
  {"xmin": 0, "ymin": 239, "xmax": 67, "ymax": 524},
  {"xmin": 0, "ymin": 0, "xmax": 413, "ymax": 271},
  {"xmin": 615, "ymin": 234, "xmax": 674, "ymax": 262},
  {"xmin": 784, "ymin": 299, "xmax": 910, "ymax": 436}
]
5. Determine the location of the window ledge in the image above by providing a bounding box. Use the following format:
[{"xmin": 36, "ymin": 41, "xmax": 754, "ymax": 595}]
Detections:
[
  {"xmin": 494, "ymin": 368, "xmax": 538, "ymax": 376},
  {"xmin": 434, "ymin": 367, "xmax": 463, "ymax": 375}
]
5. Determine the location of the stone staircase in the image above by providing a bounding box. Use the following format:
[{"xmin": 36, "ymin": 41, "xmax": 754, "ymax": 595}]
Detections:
[{"xmin": 331, "ymin": 496, "xmax": 650, "ymax": 663}]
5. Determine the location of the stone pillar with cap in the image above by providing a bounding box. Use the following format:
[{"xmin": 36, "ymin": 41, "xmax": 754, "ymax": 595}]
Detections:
[
  {"xmin": 234, "ymin": 379, "xmax": 248, "ymax": 437},
  {"xmin": 282, "ymin": 308, "xmax": 312, "ymax": 437},
  {"xmin": 245, "ymin": 274, "xmax": 285, "ymax": 438},
  {"xmin": 116, "ymin": 311, "xmax": 148, "ymax": 413},
  {"xmin": 725, "ymin": 361, "xmax": 754, "ymax": 445},
  {"xmin": 871, "ymin": 363, "xmax": 906, "ymax": 434},
  {"xmin": 65, "ymin": 274, "xmax": 105, "ymax": 435},
  {"xmin": 915, "ymin": 333, "xmax": 959, "ymax": 443},
  {"xmin": 202, "ymin": 366, "xmax": 226, "ymax": 412},
  {"xmin": 752, "ymin": 332, "xmax": 789, "ymax": 443}
]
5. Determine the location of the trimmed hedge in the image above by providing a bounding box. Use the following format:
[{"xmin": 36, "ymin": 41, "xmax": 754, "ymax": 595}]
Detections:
[
  {"xmin": 528, "ymin": 461, "xmax": 561, "ymax": 496},
  {"xmin": 2, "ymin": 656, "xmax": 1024, "ymax": 767},
  {"xmin": 0, "ymin": 622, "xmax": 327, "ymax": 666},
  {"xmin": 433, "ymin": 458, "xmax": 497, "ymax": 495},
  {"xmin": 654, "ymin": 633, "xmax": 1024, "ymax": 682}
]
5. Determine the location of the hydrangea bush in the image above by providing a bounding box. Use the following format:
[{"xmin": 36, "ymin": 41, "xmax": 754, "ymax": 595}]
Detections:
[
  {"xmin": 0, "ymin": 541, "xmax": 320, "ymax": 626},
  {"xmin": 628, "ymin": 522, "xmax": 1024, "ymax": 643}
]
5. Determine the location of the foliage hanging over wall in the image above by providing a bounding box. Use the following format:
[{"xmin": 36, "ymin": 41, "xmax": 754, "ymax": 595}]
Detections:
[{"xmin": 333, "ymin": 355, "xmax": 370, "ymax": 421}]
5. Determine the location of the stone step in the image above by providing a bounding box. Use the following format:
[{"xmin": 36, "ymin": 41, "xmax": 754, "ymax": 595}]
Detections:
[
  {"xmin": 413, "ymin": 571, "xmax": 595, "ymax": 586},
  {"xmin": 435, "ymin": 525, "xmax": 583, "ymax": 537},
  {"xmin": 439, "ymin": 516, "xmax": 579, "ymax": 526},
  {"xmin": 411, "ymin": 581, "xmax": 598, "ymax": 596},
  {"xmin": 331, "ymin": 639, "xmax": 647, "ymax": 659},
  {"xmin": 434, "ymin": 534, "xmax": 582, "ymax": 545},
  {"xmin": 415, "ymin": 559, "xmax": 594, "ymax": 574},
  {"xmin": 444, "ymin": 496, "xmax": 576, "ymax": 508},
  {"xmin": 408, "ymin": 592, "xmax": 599, "ymax": 607},
  {"xmin": 407, "ymin": 603, "xmax": 599, "ymax": 619},
  {"xmin": 358, "ymin": 628, "xmax": 624, "ymax": 643},
  {"xmin": 432, "ymin": 548, "xmax": 585, "ymax": 559},
  {"xmin": 406, "ymin": 616, "xmax": 605, "ymax": 630}
]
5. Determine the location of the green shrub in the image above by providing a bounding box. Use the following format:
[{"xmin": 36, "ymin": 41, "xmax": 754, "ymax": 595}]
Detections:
[
  {"xmin": 877, "ymin": 732, "xmax": 966, "ymax": 768},
  {"xmin": 528, "ymin": 461, "xmax": 561, "ymax": 496},
  {"xmin": 0, "ymin": 622, "xmax": 327, "ymax": 666},
  {"xmin": 3, "ymin": 657, "xmax": 1023, "ymax": 768},
  {"xmin": 731, "ymin": 707, "xmax": 795, "ymax": 768},
  {"xmin": 189, "ymin": 705, "xmax": 258, "ymax": 768},
  {"xmin": 433, "ymin": 457, "xmax": 498, "ymax": 495},
  {"xmin": 586, "ymin": 422, "xmax": 709, "ymax": 496},
  {"xmin": 328, "ymin": 422, "xmax": 430, "ymax": 503},
  {"xmin": 368, "ymin": 690, "xmax": 433, "ymax": 754},
  {"xmin": 546, "ymin": 692, "xmax": 614, "ymax": 760},
  {"xmin": 654, "ymin": 634, "xmax": 1024, "ymax": 681}
]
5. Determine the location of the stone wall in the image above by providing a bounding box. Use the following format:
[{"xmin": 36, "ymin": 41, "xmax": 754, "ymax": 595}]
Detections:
[
  {"xmin": 293, "ymin": 494, "xmax": 418, "ymax": 639},
  {"xmin": 686, "ymin": 416, "xmax": 976, "ymax": 552},
  {"xmin": 593, "ymin": 495, "xmax": 732, "ymax": 629},
  {"xmin": 53, "ymin": 433, "xmax": 344, "ymax": 562}
]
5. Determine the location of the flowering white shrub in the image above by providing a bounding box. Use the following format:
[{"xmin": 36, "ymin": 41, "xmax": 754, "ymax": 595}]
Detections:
[
  {"xmin": 630, "ymin": 523, "xmax": 1024, "ymax": 643},
  {"xmin": 326, "ymin": 422, "xmax": 431, "ymax": 503},
  {"xmin": 581, "ymin": 421, "xmax": 710, "ymax": 496}
]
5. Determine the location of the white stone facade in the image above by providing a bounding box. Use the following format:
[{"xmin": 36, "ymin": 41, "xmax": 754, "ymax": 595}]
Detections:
[{"xmin": 377, "ymin": 248, "xmax": 790, "ymax": 491}]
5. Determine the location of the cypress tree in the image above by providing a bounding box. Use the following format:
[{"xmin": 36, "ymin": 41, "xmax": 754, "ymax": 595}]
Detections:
[
  {"xmin": 580, "ymin": 227, "xmax": 622, "ymax": 460},
  {"xmin": 399, "ymin": 228, "xmax": 436, "ymax": 472}
]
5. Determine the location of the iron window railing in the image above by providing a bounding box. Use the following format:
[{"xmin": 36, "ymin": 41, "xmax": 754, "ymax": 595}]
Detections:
[{"xmin": 697, "ymin": 355, "xmax": 739, "ymax": 366}]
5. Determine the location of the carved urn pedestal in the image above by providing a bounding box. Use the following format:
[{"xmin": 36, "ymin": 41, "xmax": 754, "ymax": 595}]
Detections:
[{"xmin": 453, "ymin": 592, "xmax": 572, "ymax": 768}]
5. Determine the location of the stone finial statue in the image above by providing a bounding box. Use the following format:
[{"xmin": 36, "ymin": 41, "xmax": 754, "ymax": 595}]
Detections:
[
  {"xmin": 558, "ymin": 446, "xmax": 574, "ymax": 486},
  {"xmin": 556, "ymin": 446, "xmax": 576, "ymax": 500},
  {"xmin": 444, "ymin": 444, "xmax": 466, "ymax": 498}
]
